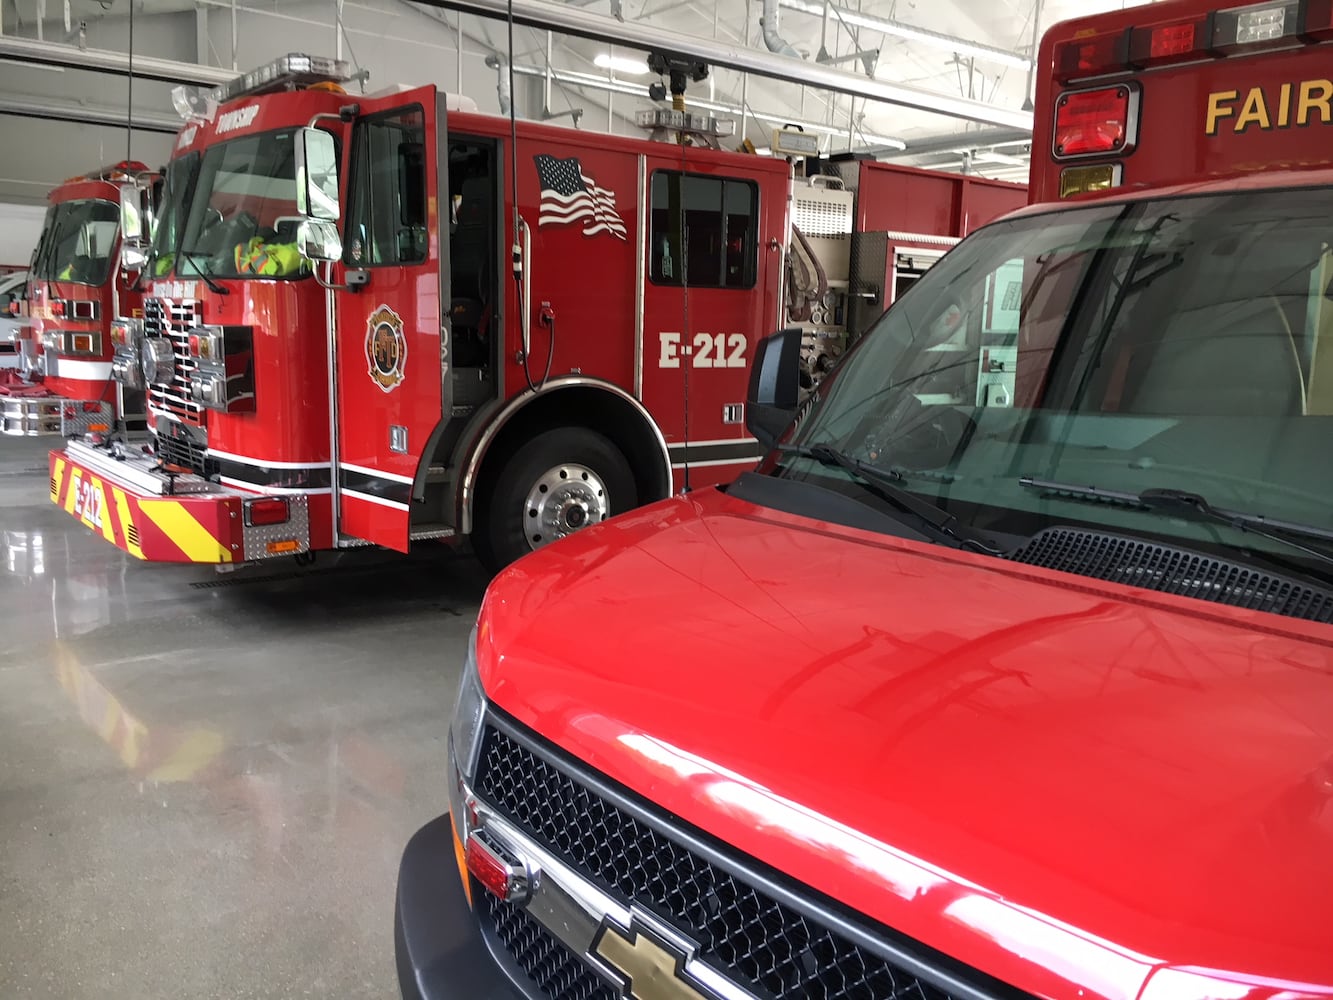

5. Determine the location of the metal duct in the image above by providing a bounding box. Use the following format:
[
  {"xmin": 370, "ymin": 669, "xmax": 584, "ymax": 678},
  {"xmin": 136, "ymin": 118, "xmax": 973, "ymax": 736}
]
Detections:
[
  {"xmin": 0, "ymin": 97, "xmax": 182, "ymax": 134},
  {"xmin": 760, "ymin": 0, "xmax": 800, "ymax": 58},
  {"xmin": 484, "ymin": 53, "xmax": 512, "ymax": 114},
  {"xmin": 410, "ymin": 0, "xmax": 1033, "ymax": 130},
  {"xmin": 0, "ymin": 35, "xmax": 234, "ymax": 85}
]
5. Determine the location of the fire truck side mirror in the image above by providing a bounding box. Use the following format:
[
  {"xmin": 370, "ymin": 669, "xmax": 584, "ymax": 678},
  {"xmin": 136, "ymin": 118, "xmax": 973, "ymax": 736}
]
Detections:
[
  {"xmin": 746, "ymin": 328, "xmax": 804, "ymax": 451},
  {"xmin": 118, "ymin": 184, "xmax": 148, "ymax": 274},
  {"xmin": 296, "ymin": 127, "xmax": 341, "ymax": 223},
  {"xmin": 297, "ymin": 220, "xmax": 343, "ymax": 264}
]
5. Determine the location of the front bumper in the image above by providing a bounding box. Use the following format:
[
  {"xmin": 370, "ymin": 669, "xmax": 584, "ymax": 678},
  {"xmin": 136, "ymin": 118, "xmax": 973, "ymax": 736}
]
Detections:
[
  {"xmin": 395, "ymin": 814, "xmax": 524, "ymax": 1000},
  {"xmin": 49, "ymin": 439, "xmax": 310, "ymax": 564}
]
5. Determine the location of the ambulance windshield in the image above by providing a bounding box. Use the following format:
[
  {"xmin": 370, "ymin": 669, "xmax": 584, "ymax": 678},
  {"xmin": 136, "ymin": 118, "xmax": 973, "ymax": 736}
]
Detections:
[
  {"xmin": 32, "ymin": 199, "xmax": 119, "ymax": 286},
  {"xmin": 770, "ymin": 185, "xmax": 1333, "ymax": 577},
  {"xmin": 176, "ymin": 129, "xmax": 307, "ymax": 280}
]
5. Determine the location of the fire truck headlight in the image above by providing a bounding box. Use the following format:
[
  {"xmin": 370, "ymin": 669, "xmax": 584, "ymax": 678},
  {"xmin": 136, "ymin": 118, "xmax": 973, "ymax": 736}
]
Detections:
[{"xmin": 451, "ymin": 626, "xmax": 487, "ymax": 782}]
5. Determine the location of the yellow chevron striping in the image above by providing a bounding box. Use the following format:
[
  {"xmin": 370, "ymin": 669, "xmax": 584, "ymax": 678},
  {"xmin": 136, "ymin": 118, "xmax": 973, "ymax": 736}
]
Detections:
[
  {"xmin": 138, "ymin": 500, "xmax": 233, "ymax": 563},
  {"xmin": 89, "ymin": 476, "xmax": 116, "ymax": 544},
  {"xmin": 111, "ymin": 487, "xmax": 145, "ymax": 560},
  {"xmin": 51, "ymin": 457, "xmax": 66, "ymax": 503},
  {"xmin": 64, "ymin": 469, "xmax": 80, "ymax": 514}
]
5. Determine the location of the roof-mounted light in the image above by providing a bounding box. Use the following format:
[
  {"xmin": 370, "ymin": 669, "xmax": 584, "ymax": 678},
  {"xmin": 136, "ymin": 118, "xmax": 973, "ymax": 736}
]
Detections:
[
  {"xmin": 1210, "ymin": 0, "xmax": 1301, "ymax": 50},
  {"xmin": 211, "ymin": 53, "xmax": 355, "ymax": 107},
  {"xmin": 636, "ymin": 108, "xmax": 736, "ymax": 139},
  {"xmin": 171, "ymin": 84, "xmax": 217, "ymax": 123}
]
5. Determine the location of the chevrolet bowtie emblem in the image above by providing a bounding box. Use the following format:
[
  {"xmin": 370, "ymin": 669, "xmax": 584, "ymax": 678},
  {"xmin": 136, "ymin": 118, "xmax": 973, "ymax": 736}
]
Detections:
[{"xmin": 591, "ymin": 914, "xmax": 719, "ymax": 1000}]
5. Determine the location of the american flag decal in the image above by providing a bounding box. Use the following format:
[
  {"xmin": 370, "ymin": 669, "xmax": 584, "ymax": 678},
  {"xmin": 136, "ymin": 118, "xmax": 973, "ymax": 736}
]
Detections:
[{"xmin": 534, "ymin": 154, "xmax": 627, "ymax": 240}]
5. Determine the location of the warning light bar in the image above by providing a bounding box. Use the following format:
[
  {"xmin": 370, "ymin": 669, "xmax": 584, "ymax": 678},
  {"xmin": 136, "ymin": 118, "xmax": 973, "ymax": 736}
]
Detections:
[
  {"xmin": 212, "ymin": 54, "xmax": 354, "ymax": 106},
  {"xmin": 1055, "ymin": 0, "xmax": 1333, "ymax": 80},
  {"xmin": 1053, "ymin": 85, "xmax": 1138, "ymax": 159},
  {"xmin": 636, "ymin": 108, "xmax": 737, "ymax": 138}
]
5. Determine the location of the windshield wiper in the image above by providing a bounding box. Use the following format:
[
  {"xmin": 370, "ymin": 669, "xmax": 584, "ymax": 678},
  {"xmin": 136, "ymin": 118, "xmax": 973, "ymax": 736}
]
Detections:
[
  {"xmin": 1018, "ymin": 477, "xmax": 1333, "ymax": 574},
  {"xmin": 177, "ymin": 250, "xmax": 230, "ymax": 295},
  {"xmin": 777, "ymin": 443, "xmax": 1003, "ymax": 555}
]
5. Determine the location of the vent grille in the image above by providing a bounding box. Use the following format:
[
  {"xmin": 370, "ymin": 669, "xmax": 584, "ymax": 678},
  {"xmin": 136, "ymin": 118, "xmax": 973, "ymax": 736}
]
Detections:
[
  {"xmin": 154, "ymin": 428, "xmax": 215, "ymax": 479},
  {"xmin": 1010, "ymin": 527, "xmax": 1333, "ymax": 624},
  {"xmin": 477, "ymin": 723, "xmax": 1007, "ymax": 1000},
  {"xmin": 793, "ymin": 194, "xmax": 854, "ymax": 238},
  {"xmin": 144, "ymin": 297, "xmax": 204, "ymax": 427},
  {"xmin": 127, "ymin": 523, "xmax": 140, "ymax": 547}
]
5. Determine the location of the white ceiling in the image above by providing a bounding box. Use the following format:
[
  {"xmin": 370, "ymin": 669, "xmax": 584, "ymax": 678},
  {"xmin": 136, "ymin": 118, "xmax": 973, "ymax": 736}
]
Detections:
[
  {"xmin": 4, "ymin": 0, "xmax": 1162, "ymax": 181},
  {"xmin": 480, "ymin": 0, "xmax": 1160, "ymax": 178}
]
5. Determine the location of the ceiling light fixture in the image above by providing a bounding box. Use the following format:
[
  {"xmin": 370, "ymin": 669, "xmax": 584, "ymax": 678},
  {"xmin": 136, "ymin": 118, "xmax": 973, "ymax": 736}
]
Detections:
[{"xmin": 594, "ymin": 53, "xmax": 650, "ymax": 75}]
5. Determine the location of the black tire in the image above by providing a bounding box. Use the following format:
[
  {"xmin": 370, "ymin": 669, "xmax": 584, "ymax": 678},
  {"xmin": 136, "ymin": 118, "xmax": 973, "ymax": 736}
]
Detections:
[{"xmin": 474, "ymin": 427, "xmax": 638, "ymax": 574}]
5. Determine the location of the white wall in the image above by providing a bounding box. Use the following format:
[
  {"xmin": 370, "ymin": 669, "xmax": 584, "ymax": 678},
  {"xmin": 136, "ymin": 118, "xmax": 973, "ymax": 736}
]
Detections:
[
  {"xmin": 0, "ymin": 0, "xmax": 649, "ymax": 206},
  {"xmin": 0, "ymin": 202, "xmax": 49, "ymax": 269}
]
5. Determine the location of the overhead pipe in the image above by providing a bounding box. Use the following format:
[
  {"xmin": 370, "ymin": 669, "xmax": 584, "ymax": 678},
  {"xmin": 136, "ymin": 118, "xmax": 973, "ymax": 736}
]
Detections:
[
  {"xmin": 866, "ymin": 126, "xmax": 1032, "ymax": 159},
  {"xmin": 484, "ymin": 52, "xmax": 512, "ymax": 114},
  {"xmin": 0, "ymin": 35, "xmax": 235, "ymax": 84},
  {"xmin": 0, "ymin": 96, "xmax": 182, "ymax": 133},
  {"xmin": 759, "ymin": 0, "xmax": 800, "ymax": 58},
  {"xmin": 780, "ymin": 0, "xmax": 1032, "ymax": 70},
  {"xmin": 410, "ymin": 0, "xmax": 1033, "ymax": 130}
]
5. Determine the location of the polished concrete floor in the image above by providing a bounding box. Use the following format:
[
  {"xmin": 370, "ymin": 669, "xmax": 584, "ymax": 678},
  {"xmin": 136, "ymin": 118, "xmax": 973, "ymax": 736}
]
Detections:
[{"xmin": 0, "ymin": 435, "xmax": 487, "ymax": 998}]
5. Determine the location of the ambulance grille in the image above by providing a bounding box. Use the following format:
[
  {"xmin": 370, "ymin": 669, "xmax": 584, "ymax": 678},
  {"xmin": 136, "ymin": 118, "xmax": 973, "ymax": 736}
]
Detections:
[
  {"xmin": 1010, "ymin": 527, "xmax": 1333, "ymax": 624},
  {"xmin": 143, "ymin": 297, "xmax": 204, "ymax": 427},
  {"xmin": 476, "ymin": 719, "xmax": 1020, "ymax": 1000},
  {"xmin": 483, "ymin": 894, "xmax": 614, "ymax": 1000}
]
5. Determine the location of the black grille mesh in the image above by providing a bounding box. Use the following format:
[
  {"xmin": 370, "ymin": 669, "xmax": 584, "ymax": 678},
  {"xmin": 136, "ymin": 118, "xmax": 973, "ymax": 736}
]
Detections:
[
  {"xmin": 1010, "ymin": 528, "xmax": 1333, "ymax": 624},
  {"xmin": 154, "ymin": 429, "xmax": 214, "ymax": 479},
  {"xmin": 476, "ymin": 724, "xmax": 975, "ymax": 1000},
  {"xmin": 483, "ymin": 893, "xmax": 616, "ymax": 1000}
]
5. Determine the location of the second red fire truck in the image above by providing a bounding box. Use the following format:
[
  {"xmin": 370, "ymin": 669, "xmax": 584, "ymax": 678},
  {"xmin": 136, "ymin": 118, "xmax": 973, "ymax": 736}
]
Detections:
[{"xmin": 7, "ymin": 162, "xmax": 156, "ymax": 437}]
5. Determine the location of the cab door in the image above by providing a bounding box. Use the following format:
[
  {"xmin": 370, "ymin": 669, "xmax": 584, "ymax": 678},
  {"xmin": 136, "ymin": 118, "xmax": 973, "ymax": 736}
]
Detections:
[
  {"xmin": 640, "ymin": 165, "xmax": 772, "ymax": 486},
  {"xmin": 332, "ymin": 86, "xmax": 447, "ymax": 552}
]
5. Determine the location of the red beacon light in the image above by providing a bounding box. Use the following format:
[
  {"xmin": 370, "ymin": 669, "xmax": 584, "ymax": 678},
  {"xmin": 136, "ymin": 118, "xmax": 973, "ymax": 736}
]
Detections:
[
  {"xmin": 243, "ymin": 497, "xmax": 290, "ymax": 527},
  {"xmin": 1054, "ymin": 86, "xmax": 1138, "ymax": 158},
  {"xmin": 463, "ymin": 833, "xmax": 530, "ymax": 903}
]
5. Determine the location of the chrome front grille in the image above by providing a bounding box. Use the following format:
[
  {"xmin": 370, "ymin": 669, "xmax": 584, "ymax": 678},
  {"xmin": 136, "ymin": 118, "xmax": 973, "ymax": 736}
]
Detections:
[
  {"xmin": 143, "ymin": 297, "xmax": 204, "ymax": 426},
  {"xmin": 476, "ymin": 719, "xmax": 1019, "ymax": 1000}
]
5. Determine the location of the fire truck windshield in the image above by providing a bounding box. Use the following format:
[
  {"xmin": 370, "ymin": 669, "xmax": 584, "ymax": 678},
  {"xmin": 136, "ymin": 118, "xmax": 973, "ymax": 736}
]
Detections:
[
  {"xmin": 148, "ymin": 153, "xmax": 198, "ymax": 279},
  {"xmin": 32, "ymin": 199, "xmax": 119, "ymax": 286},
  {"xmin": 768, "ymin": 185, "xmax": 1333, "ymax": 577},
  {"xmin": 176, "ymin": 128, "xmax": 307, "ymax": 280}
]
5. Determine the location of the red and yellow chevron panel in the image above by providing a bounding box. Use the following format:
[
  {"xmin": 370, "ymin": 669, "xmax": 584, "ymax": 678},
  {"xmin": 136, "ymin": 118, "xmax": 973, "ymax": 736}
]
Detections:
[{"xmin": 49, "ymin": 450, "xmax": 242, "ymax": 563}]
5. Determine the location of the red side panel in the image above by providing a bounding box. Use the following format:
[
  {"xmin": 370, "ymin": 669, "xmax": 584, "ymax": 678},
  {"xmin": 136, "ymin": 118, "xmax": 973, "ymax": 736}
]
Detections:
[{"xmin": 857, "ymin": 162, "xmax": 1026, "ymax": 238}]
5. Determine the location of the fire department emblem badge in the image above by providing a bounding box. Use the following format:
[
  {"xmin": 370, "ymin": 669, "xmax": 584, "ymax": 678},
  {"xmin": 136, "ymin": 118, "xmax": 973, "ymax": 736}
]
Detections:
[{"xmin": 365, "ymin": 305, "xmax": 407, "ymax": 393}]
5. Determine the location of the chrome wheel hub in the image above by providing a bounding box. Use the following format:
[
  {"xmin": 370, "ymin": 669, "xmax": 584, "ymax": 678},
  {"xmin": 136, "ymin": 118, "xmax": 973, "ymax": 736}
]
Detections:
[{"xmin": 524, "ymin": 463, "xmax": 609, "ymax": 552}]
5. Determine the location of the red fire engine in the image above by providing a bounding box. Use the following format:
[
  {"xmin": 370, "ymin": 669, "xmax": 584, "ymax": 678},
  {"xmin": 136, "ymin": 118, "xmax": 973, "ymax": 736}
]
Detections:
[
  {"xmin": 397, "ymin": 1, "xmax": 1333, "ymax": 999},
  {"xmin": 8, "ymin": 162, "xmax": 156, "ymax": 437},
  {"xmin": 48, "ymin": 54, "xmax": 795, "ymax": 571},
  {"xmin": 47, "ymin": 54, "xmax": 1014, "ymax": 573}
]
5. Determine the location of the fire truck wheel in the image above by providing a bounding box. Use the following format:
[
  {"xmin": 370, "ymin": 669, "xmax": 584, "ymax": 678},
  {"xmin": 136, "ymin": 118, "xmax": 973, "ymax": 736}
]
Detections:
[{"xmin": 477, "ymin": 427, "xmax": 637, "ymax": 573}]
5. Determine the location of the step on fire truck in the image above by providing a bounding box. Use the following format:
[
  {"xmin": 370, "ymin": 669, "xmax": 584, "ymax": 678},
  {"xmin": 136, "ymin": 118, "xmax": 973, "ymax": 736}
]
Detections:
[
  {"xmin": 9, "ymin": 162, "xmax": 158, "ymax": 437},
  {"xmin": 397, "ymin": 1, "xmax": 1333, "ymax": 999}
]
